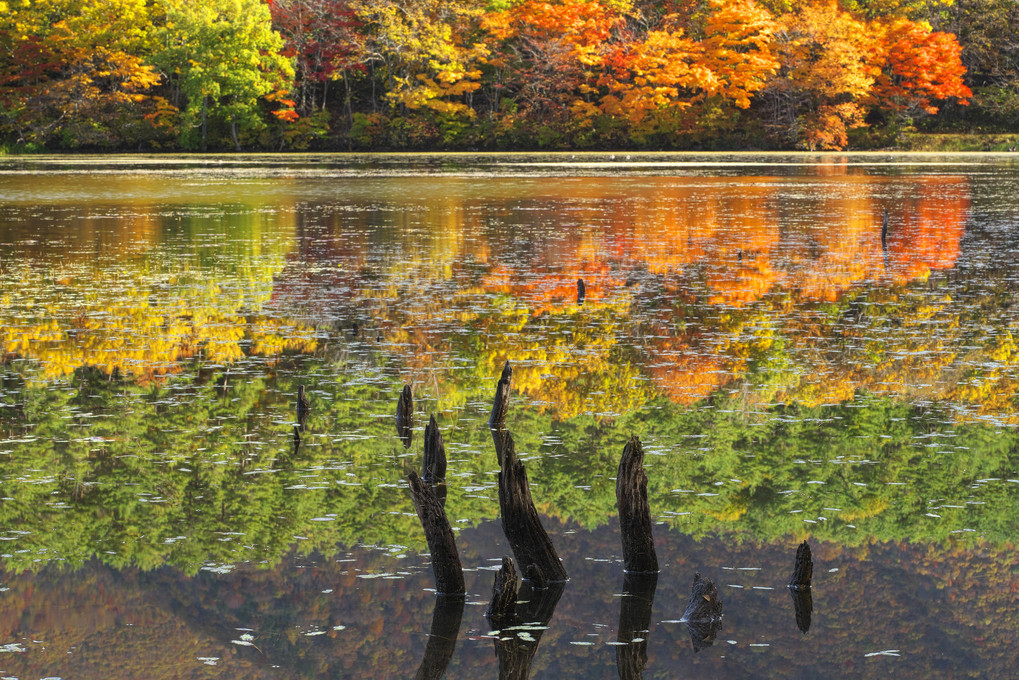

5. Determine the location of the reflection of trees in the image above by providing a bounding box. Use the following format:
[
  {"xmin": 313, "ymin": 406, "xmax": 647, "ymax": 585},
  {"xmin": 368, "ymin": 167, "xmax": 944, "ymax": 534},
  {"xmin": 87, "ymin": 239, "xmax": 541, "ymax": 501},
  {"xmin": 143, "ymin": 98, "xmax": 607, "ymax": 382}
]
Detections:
[{"xmin": 4, "ymin": 357, "xmax": 1019, "ymax": 574}]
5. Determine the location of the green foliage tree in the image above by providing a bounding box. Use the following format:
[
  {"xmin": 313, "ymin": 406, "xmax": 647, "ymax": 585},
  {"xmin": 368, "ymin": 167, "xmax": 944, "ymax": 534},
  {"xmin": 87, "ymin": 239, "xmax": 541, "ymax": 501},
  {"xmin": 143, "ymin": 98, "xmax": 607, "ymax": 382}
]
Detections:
[{"xmin": 151, "ymin": 0, "xmax": 296, "ymax": 150}]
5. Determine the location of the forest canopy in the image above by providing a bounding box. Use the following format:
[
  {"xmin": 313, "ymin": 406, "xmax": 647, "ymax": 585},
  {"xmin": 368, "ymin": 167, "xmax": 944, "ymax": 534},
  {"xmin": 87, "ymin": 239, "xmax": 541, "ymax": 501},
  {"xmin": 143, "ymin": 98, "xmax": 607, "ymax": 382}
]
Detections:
[{"xmin": 0, "ymin": 0, "xmax": 1013, "ymax": 151}]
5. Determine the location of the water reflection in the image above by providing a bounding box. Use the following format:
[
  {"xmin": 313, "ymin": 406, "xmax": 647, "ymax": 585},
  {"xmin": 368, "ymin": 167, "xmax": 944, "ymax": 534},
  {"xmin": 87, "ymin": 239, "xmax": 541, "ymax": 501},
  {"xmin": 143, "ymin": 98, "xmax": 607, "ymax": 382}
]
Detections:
[{"xmin": 1, "ymin": 156, "xmax": 1019, "ymax": 677}]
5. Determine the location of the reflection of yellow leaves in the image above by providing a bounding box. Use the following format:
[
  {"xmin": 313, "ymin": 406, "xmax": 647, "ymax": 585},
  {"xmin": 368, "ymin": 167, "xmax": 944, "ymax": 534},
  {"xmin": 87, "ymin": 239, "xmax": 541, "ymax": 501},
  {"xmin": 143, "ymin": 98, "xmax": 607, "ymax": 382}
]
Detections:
[
  {"xmin": 1, "ymin": 270, "xmax": 316, "ymax": 384},
  {"xmin": 840, "ymin": 497, "xmax": 889, "ymax": 521}
]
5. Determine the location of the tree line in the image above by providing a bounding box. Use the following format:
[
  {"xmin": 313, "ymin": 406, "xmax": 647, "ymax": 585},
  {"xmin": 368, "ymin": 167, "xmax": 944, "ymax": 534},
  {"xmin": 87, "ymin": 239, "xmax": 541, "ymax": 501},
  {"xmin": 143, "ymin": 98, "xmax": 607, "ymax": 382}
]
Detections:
[{"xmin": 1, "ymin": 0, "xmax": 1014, "ymax": 152}]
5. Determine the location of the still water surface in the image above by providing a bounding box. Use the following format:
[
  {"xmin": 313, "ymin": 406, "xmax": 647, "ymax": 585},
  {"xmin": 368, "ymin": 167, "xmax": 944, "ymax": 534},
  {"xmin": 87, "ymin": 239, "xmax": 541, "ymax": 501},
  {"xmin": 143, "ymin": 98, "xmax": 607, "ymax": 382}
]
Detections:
[{"xmin": 1, "ymin": 153, "xmax": 1018, "ymax": 678}]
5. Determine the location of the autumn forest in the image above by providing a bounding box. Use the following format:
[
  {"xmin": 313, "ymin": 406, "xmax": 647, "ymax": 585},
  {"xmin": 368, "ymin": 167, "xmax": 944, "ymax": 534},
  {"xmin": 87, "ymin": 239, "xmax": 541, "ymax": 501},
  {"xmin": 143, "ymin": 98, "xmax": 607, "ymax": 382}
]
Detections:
[{"xmin": 1, "ymin": 0, "xmax": 1016, "ymax": 152}]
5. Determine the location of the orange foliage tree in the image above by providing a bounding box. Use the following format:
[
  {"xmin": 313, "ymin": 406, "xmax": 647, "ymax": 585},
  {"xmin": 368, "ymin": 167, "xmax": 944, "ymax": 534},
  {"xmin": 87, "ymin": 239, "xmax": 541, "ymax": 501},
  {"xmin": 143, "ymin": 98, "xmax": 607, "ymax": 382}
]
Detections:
[
  {"xmin": 766, "ymin": 0, "xmax": 876, "ymax": 150},
  {"xmin": 869, "ymin": 18, "xmax": 971, "ymax": 120}
]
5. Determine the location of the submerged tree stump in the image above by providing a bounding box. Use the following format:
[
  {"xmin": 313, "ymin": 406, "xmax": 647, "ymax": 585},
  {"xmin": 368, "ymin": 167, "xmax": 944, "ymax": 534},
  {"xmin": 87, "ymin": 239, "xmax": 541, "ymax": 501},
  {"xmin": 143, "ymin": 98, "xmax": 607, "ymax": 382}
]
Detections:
[
  {"xmin": 616, "ymin": 572, "xmax": 658, "ymax": 680},
  {"xmin": 486, "ymin": 555, "xmax": 519, "ymax": 624},
  {"xmin": 577, "ymin": 278, "xmax": 586, "ymax": 305},
  {"xmin": 397, "ymin": 384, "xmax": 413, "ymax": 449},
  {"xmin": 498, "ymin": 432, "xmax": 568, "ymax": 583},
  {"xmin": 682, "ymin": 572, "xmax": 722, "ymax": 622},
  {"xmin": 682, "ymin": 573, "xmax": 723, "ymax": 652},
  {"xmin": 616, "ymin": 435, "xmax": 658, "ymax": 574},
  {"xmin": 789, "ymin": 540, "xmax": 813, "ymax": 590},
  {"xmin": 414, "ymin": 595, "xmax": 465, "ymax": 680},
  {"xmin": 788, "ymin": 540, "xmax": 813, "ymax": 633},
  {"xmin": 489, "ymin": 361, "xmax": 512, "ymax": 465},
  {"xmin": 407, "ymin": 470, "xmax": 464, "ymax": 595},
  {"xmin": 881, "ymin": 208, "xmax": 889, "ymax": 251},
  {"xmin": 423, "ymin": 414, "xmax": 447, "ymax": 484}
]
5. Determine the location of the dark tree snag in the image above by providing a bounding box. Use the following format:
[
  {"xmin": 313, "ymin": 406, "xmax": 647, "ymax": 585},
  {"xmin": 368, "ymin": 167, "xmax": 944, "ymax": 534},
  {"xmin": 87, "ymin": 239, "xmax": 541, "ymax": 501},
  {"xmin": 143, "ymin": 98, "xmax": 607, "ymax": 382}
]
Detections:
[
  {"xmin": 408, "ymin": 471, "xmax": 464, "ymax": 595},
  {"xmin": 292, "ymin": 426, "xmax": 302, "ymax": 455},
  {"xmin": 682, "ymin": 572, "xmax": 722, "ymax": 623},
  {"xmin": 682, "ymin": 572, "xmax": 723, "ymax": 652},
  {"xmin": 486, "ymin": 556, "xmax": 519, "ymax": 624},
  {"xmin": 615, "ymin": 572, "xmax": 658, "ymax": 680},
  {"xmin": 296, "ymin": 384, "xmax": 310, "ymax": 431},
  {"xmin": 489, "ymin": 361, "xmax": 512, "ymax": 465},
  {"xmin": 577, "ymin": 278, "xmax": 586, "ymax": 305},
  {"xmin": 491, "ymin": 427, "xmax": 511, "ymax": 470},
  {"xmin": 789, "ymin": 540, "xmax": 813, "ymax": 590},
  {"xmin": 397, "ymin": 384, "xmax": 413, "ymax": 449},
  {"xmin": 414, "ymin": 595, "xmax": 465, "ymax": 680},
  {"xmin": 487, "ymin": 579, "xmax": 565, "ymax": 680},
  {"xmin": 489, "ymin": 361, "xmax": 512, "ymax": 430},
  {"xmin": 789, "ymin": 586, "xmax": 813, "ymax": 634},
  {"xmin": 616, "ymin": 435, "xmax": 658, "ymax": 574},
  {"xmin": 423, "ymin": 414, "xmax": 447, "ymax": 484},
  {"xmin": 498, "ymin": 433, "xmax": 568, "ymax": 583},
  {"xmin": 881, "ymin": 208, "xmax": 889, "ymax": 252},
  {"xmin": 523, "ymin": 563, "xmax": 546, "ymax": 590}
]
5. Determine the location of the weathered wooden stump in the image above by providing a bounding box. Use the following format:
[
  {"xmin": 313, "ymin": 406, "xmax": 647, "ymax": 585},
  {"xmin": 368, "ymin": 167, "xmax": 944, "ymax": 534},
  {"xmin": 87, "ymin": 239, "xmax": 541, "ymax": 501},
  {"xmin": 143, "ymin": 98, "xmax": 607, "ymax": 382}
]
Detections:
[
  {"xmin": 577, "ymin": 278, "xmax": 586, "ymax": 305},
  {"xmin": 788, "ymin": 540, "xmax": 813, "ymax": 633},
  {"xmin": 682, "ymin": 572, "xmax": 722, "ymax": 622},
  {"xmin": 881, "ymin": 208, "xmax": 889, "ymax": 251},
  {"xmin": 414, "ymin": 595, "xmax": 464, "ymax": 680},
  {"xmin": 489, "ymin": 361, "xmax": 512, "ymax": 465},
  {"xmin": 397, "ymin": 384, "xmax": 413, "ymax": 449},
  {"xmin": 616, "ymin": 435, "xmax": 658, "ymax": 574},
  {"xmin": 407, "ymin": 470, "xmax": 464, "ymax": 595},
  {"xmin": 789, "ymin": 540, "xmax": 813, "ymax": 590},
  {"xmin": 423, "ymin": 414, "xmax": 446, "ymax": 484},
  {"xmin": 616, "ymin": 572, "xmax": 658, "ymax": 680},
  {"xmin": 486, "ymin": 555, "xmax": 519, "ymax": 624},
  {"xmin": 498, "ymin": 432, "xmax": 568, "ymax": 583},
  {"xmin": 682, "ymin": 572, "xmax": 723, "ymax": 651}
]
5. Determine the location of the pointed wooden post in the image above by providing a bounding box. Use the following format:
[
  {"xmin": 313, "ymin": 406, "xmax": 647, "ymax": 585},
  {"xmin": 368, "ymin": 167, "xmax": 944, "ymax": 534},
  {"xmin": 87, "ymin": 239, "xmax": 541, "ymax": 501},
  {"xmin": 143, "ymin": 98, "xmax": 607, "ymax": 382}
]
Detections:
[
  {"xmin": 577, "ymin": 278, "xmax": 586, "ymax": 305},
  {"xmin": 423, "ymin": 414, "xmax": 446, "ymax": 484},
  {"xmin": 489, "ymin": 361, "xmax": 512, "ymax": 466},
  {"xmin": 498, "ymin": 432, "xmax": 568, "ymax": 583},
  {"xmin": 789, "ymin": 540, "xmax": 813, "ymax": 634},
  {"xmin": 789, "ymin": 540, "xmax": 813, "ymax": 589},
  {"xmin": 616, "ymin": 435, "xmax": 658, "ymax": 574},
  {"xmin": 407, "ymin": 470, "xmax": 464, "ymax": 595},
  {"xmin": 397, "ymin": 384, "xmax": 413, "ymax": 449}
]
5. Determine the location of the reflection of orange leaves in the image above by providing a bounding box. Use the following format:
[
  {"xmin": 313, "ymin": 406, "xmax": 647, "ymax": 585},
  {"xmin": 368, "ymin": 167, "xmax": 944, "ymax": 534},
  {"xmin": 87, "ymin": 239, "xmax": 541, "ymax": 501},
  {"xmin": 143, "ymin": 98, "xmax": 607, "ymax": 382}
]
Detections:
[
  {"xmin": 886, "ymin": 178, "xmax": 969, "ymax": 284},
  {"xmin": 706, "ymin": 255, "xmax": 778, "ymax": 306},
  {"xmin": 482, "ymin": 262, "xmax": 624, "ymax": 316},
  {"xmin": 648, "ymin": 351, "xmax": 731, "ymax": 404}
]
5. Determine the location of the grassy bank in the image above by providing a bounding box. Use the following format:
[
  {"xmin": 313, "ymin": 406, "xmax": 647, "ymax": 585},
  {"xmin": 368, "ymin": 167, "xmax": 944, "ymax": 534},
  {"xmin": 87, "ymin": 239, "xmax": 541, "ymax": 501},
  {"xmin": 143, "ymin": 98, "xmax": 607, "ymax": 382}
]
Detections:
[{"xmin": 895, "ymin": 132, "xmax": 1019, "ymax": 152}]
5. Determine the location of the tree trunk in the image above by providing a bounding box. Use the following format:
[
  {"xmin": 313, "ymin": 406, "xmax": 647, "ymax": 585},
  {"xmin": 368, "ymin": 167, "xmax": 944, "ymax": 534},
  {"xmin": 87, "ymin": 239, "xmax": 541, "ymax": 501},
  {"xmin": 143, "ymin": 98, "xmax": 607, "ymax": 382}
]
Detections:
[
  {"xmin": 396, "ymin": 384, "xmax": 413, "ymax": 449},
  {"xmin": 423, "ymin": 414, "xmax": 446, "ymax": 484},
  {"xmin": 408, "ymin": 471, "xmax": 464, "ymax": 595},
  {"xmin": 616, "ymin": 435, "xmax": 658, "ymax": 574},
  {"xmin": 498, "ymin": 432, "xmax": 568, "ymax": 583}
]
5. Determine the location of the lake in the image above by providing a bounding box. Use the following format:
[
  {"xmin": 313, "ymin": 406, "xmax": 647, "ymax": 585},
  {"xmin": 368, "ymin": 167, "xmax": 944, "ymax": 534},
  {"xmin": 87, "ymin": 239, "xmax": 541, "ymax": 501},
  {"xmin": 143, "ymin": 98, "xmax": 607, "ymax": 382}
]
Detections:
[{"xmin": 1, "ymin": 152, "xmax": 1018, "ymax": 679}]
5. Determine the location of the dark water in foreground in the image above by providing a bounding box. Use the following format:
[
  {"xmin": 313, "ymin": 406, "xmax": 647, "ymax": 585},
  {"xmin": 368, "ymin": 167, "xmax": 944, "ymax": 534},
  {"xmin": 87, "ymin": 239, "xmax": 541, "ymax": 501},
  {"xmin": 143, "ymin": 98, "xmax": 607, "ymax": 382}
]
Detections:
[{"xmin": 0, "ymin": 153, "xmax": 1018, "ymax": 678}]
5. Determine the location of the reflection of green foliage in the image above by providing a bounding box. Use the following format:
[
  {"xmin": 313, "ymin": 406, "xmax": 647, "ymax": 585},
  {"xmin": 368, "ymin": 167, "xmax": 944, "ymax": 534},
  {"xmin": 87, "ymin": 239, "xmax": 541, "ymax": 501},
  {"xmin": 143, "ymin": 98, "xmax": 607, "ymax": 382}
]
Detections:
[{"xmin": 3, "ymin": 356, "xmax": 1019, "ymax": 575}]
